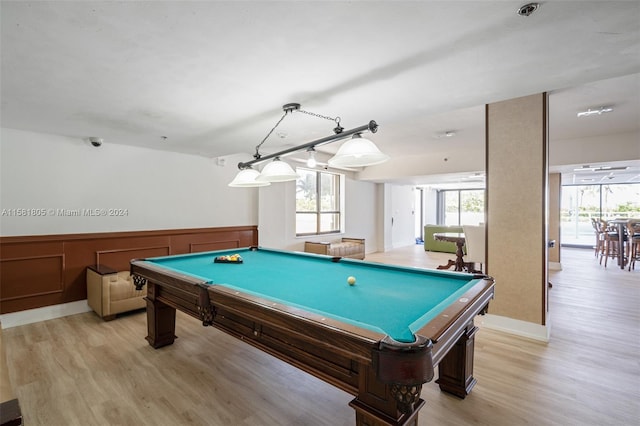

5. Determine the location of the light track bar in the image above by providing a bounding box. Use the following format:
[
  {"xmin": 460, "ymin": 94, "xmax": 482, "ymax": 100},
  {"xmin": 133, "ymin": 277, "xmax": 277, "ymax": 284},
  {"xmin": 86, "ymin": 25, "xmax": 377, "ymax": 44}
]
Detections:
[{"xmin": 238, "ymin": 120, "xmax": 378, "ymax": 170}]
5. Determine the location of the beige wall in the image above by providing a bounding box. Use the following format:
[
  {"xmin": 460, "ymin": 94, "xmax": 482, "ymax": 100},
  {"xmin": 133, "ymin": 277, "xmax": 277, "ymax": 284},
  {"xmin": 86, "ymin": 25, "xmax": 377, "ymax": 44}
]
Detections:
[{"xmin": 486, "ymin": 93, "xmax": 548, "ymax": 326}]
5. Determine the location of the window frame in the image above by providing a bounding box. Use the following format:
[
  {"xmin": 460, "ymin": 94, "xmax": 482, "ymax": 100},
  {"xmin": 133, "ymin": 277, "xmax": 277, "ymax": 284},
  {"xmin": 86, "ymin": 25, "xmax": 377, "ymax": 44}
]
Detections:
[
  {"xmin": 436, "ymin": 188, "xmax": 486, "ymax": 226},
  {"xmin": 295, "ymin": 167, "xmax": 344, "ymax": 236}
]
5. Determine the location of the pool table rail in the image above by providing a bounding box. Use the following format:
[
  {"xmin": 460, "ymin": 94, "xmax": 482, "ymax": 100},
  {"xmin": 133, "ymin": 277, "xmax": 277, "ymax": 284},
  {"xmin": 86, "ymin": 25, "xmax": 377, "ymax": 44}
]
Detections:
[
  {"xmin": 208, "ymin": 284, "xmax": 385, "ymax": 364},
  {"xmin": 130, "ymin": 259, "xmax": 213, "ymax": 323},
  {"xmin": 417, "ymin": 276, "xmax": 494, "ymax": 363}
]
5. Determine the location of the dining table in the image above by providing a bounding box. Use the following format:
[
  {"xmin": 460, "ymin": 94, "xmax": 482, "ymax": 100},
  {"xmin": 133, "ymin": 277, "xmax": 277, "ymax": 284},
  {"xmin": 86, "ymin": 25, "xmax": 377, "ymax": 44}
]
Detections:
[
  {"xmin": 608, "ymin": 218, "xmax": 640, "ymax": 269},
  {"xmin": 433, "ymin": 232, "xmax": 469, "ymax": 272}
]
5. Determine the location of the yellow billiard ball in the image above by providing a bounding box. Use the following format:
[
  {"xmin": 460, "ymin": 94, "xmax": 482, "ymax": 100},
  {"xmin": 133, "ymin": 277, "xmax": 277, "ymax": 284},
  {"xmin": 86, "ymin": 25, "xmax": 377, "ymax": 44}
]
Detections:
[{"xmin": 347, "ymin": 276, "xmax": 356, "ymax": 285}]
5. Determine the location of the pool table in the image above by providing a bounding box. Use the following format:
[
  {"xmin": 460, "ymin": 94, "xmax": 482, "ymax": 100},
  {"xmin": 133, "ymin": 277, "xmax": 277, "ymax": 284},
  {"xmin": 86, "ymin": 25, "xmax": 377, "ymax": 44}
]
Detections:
[{"xmin": 130, "ymin": 247, "xmax": 494, "ymax": 426}]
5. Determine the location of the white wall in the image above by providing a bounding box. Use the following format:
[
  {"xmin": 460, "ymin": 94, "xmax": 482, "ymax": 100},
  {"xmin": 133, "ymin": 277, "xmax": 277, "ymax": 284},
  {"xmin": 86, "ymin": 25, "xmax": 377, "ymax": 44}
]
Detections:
[
  {"xmin": 390, "ymin": 185, "xmax": 417, "ymax": 249},
  {"xmin": 423, "ymin": 187, "xmax": 438, "ymax": 225},
  {"xmin": 381, "ymin": 184, "xmax": 393, "ymax": 251},
  {"xmin": 257, "ymin": 180, "xmax": 296, "ymax": 249},
  {"xmin": 0, "ymin": 128, "xmax": 258, "ymax": 236},
  {"xmin": 357, "ymin": 148, "xmax": 484, "ymax": 182},
  {"xmin": 376, "ymin": 184, "xmax": 424, "ymax": 250},
  {"xmin": 258, "ymin": 172, "xmax": 380, "ymax": 253},
  {"xmin": 550, "ymin": 131, "xmax": 640, "ymax": 166},
  {"xmin": 344, "ymin": 178, "xmax": 379, "ymax": 251}
]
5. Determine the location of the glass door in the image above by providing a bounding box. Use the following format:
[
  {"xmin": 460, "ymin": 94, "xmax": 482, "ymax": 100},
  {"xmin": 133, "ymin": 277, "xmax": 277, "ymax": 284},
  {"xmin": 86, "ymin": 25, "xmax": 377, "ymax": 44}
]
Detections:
[{"xmin": 561, "ymin": 183, "xmax": 640, "ymax": 246}]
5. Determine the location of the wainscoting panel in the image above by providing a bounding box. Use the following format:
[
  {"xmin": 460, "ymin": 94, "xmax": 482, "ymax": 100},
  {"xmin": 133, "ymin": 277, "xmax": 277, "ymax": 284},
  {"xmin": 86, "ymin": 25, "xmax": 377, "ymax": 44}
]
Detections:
[
  {"xmin": 0, "ymin": 226, "xmax": 258, "ymax": 314},
  {"xmin": 190, "ymin": 240, "xmax": 239, "ymax": 253},
  {"xmin": 171, "ymin": 229, "xmax": 256, "ymax": 254},
  {"xmin": 96, "ymin": 246, "xmax": 171, "ymax": 270},
  {"xmin": 0, "ymin": 255, "xmax": 64, "ymax": 299},
  {"xmin": 0, "ymin": 241, "xmax": 66, "ymax": 312}
]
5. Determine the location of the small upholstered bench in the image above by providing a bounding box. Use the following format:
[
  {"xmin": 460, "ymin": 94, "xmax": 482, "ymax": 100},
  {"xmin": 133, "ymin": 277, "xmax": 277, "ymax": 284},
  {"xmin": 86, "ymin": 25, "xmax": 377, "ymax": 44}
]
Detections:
[
  {"xmin": 86, "ymin": 264, "xmax": 147, "ymax": 321},
  {"xmin": 304, "ymin": 238, "xmax": 365, "ymax": 260}
]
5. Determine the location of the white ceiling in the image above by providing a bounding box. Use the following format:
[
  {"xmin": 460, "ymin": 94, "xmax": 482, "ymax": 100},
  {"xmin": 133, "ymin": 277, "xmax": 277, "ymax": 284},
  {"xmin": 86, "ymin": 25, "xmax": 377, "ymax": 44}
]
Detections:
[{"xmin": 1, "ymin": 1, "xmax": 639, "ymax": 186}]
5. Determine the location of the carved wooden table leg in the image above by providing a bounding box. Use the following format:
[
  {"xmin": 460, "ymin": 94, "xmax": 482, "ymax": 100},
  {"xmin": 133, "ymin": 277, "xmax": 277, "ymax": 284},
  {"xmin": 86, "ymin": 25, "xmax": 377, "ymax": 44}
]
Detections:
[
  {"xmin": 143, "ymin": 281, "xmax": 177, "ymax": 349},
  {"xmin": 436, "ymin": 320, "xmax": 478, "ymax": 398}
]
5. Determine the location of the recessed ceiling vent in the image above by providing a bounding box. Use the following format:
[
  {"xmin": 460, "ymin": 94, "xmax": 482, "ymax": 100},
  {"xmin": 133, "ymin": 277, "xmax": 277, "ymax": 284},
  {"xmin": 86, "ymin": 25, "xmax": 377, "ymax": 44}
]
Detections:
[{"xmin": 517, "ymin": 3, "xmax": 540, "ymax": 17}]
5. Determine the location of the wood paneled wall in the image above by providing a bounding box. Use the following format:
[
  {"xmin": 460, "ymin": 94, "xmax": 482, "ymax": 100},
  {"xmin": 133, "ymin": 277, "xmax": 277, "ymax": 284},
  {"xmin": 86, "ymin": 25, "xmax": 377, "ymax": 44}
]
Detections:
[{"xmin": 0, "ymin": 226, "xmax": 258, "ymax": 314}]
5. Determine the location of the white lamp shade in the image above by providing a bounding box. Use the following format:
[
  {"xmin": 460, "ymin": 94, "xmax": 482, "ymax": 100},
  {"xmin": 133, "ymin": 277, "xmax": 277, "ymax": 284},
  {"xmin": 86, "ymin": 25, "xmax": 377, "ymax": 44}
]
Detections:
[
  {"xmin": 328, "ymin": 135, "xmax": 390, "ymax": 167},
  {"xmin": 228, "ymin": 168, "xmax": 271, "ymax": 187},
  {"xmin": 256, "ymin": 159, "xmax": 299, "ymax": 182}
]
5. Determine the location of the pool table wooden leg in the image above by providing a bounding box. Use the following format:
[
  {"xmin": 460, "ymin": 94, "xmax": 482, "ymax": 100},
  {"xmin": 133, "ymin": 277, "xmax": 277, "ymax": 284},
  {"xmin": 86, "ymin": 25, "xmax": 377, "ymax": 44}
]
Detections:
[
  {"xmin": 349, "ymin": 365, "xmax": 425, "ymax": 426},
  {"xmin": 436, "ymin": 320, "xmax": 478, "ymax": 398},
  {"xmin": 144, "ymin": 282, "xmax": 177, "ymax": 349}
]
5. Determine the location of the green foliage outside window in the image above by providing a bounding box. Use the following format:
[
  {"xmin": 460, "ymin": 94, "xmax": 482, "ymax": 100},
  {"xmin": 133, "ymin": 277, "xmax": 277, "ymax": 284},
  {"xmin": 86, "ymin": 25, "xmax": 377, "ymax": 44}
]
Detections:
[{"xmin": 440, "ymin": 189, "xmax": 485, "ymax": 226}]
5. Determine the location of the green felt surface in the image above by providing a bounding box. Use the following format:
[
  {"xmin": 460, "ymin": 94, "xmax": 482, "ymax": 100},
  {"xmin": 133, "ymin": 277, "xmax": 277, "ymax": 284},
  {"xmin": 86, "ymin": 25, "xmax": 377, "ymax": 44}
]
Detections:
[{"xmin": 146, "ymin": 248, "xmax": 481, "ymax": 342}]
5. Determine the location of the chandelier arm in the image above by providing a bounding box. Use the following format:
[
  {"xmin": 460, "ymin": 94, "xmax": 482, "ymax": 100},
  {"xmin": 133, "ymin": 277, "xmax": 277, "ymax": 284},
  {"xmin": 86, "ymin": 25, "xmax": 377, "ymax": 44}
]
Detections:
[
  {"xmin": 238, "ymin": 120, "xmax": 377, "ymax": 170},
  {"xmin": 254, "ymin": 111, "xmax": 289, "ymax": 159}
]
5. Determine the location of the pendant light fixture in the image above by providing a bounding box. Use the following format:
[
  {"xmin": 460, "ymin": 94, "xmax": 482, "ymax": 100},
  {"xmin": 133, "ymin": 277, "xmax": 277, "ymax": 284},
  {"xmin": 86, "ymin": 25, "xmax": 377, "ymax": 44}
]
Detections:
[
  {"xmin": 328, "ymin": 133, "xmax": 390, "ymax": 167},
  {"xmin": 256, "ymin": 157, "xmax": 298, "ymax": 182},
  {"xmin": 229, "ymin": 103, "xmax": 388, "ymax": 187},
  {"xmin": 306, "ymin": 147, "xmax": 317, "ymax": 168},
  {"xmin": 228, "ymin": 167, "xmax": 270, "ymax": 187}
]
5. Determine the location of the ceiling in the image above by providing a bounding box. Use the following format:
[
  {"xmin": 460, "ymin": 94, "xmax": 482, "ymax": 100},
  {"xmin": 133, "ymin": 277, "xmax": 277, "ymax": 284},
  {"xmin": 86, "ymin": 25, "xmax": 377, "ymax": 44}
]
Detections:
[{"xmin": 1, "ymin": 1, "xmax": 639, "ymax": 186}]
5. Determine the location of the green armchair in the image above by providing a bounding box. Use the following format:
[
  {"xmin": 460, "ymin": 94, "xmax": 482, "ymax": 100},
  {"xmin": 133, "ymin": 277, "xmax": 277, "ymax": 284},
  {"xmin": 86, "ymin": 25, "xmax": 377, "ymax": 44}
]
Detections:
[{"xmin": 424, "ymin": 225, "xmax": 464, "ymax": 253}]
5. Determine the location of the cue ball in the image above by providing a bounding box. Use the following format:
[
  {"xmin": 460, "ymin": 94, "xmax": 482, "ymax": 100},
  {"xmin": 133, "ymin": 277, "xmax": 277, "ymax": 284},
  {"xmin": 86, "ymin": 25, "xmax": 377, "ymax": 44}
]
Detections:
[{"xmin": 347, "ymin": 276, "xmax": 356, "ymax": 285}]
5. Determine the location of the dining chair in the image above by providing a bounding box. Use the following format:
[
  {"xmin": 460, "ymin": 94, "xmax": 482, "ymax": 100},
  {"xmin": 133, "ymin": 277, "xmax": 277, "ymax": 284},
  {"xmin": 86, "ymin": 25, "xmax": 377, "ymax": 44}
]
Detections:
[
  {"xmin": 626, "ymin": 221, "xmax": 640, "ymax": 271},
  {"xmin": 599, "ymin": 219, "xmax": 624, "ymax": 268},
  {"xmin": 591, "ymin": 218, "xmax": 605, "ymax": 257},
  {"xmin": 462, "ymin": 224, "xmax": 486, "ymax": 273}
]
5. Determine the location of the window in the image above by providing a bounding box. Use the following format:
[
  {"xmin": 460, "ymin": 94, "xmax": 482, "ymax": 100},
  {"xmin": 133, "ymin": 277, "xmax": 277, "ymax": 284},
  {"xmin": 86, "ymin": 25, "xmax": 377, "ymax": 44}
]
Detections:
[
  {"xmin": 561, "ymin": 183, "xmax": 640, "ymax": 246},
  {"xmin": 437, "ymin": 189, "xmax": 485, "ymax": 226},
  {"xmin": 296, "ymin": 168, "xmax": 343, "ymax": 236}
]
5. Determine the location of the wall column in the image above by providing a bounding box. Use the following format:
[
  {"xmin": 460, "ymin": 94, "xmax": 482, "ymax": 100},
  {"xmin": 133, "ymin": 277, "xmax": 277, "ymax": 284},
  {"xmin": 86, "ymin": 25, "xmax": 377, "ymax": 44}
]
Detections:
[{"xmin": 484, "ymin": 93, "xmax": 549, "ymax": 340}]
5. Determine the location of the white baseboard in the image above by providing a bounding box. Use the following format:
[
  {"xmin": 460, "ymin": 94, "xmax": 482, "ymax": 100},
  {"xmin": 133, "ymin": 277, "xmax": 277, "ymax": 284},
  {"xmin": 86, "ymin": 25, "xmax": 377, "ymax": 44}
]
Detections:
[
  {"xmin": 0, "ymin": 300, "xmax": 92, "ymax": 329},
  {"xmin": 479, "ymin": 313, "xmax": 550, "ymax": 342},
  {"xmin": 549, "ymin": 262, "xmax": 562, "ymax": 271}
]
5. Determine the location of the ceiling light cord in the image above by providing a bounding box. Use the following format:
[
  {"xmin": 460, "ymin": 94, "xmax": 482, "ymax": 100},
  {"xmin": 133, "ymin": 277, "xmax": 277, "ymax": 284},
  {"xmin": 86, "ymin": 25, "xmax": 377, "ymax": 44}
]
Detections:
[{"xmin": 297, "ymin": 109, "xmax": 344, "ymax": 134}]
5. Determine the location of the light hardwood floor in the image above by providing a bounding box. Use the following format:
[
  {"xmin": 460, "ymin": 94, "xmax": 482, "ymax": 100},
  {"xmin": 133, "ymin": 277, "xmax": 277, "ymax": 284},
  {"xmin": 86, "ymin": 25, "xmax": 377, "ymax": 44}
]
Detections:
[{"xmin": 2, "ymin": 246, "xmax": 639, "ymax": 425}]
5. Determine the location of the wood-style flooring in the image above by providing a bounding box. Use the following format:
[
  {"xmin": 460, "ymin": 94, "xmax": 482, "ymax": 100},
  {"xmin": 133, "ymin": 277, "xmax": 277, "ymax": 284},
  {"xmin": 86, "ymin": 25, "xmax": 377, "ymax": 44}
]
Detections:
[{"xmin": 2, "ymin": 246, "xmax": 639, "ymax": 425}]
